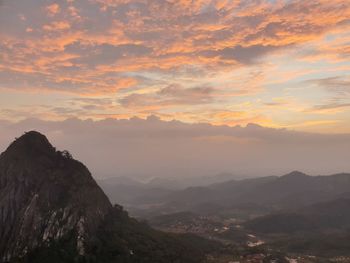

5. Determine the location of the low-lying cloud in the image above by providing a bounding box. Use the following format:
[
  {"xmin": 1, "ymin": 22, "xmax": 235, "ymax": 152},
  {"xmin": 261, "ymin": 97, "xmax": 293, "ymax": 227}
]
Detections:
[{"xmin": 0, "ymin": 117, "xmax": 349, "ymax": 180}]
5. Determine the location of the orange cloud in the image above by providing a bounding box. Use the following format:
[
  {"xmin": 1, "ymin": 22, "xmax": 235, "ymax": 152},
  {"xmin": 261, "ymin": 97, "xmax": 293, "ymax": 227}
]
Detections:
[
  {"xmin": 46, "ymin": 3, "xmax": 60, "ymax": 16},
  {"xmin": 1, "ymin": 0, "xmax": 350, "ymax": 131},
  {"xmin": 43, "ymin": 21, "xmax": 71, "ymax": 31}
]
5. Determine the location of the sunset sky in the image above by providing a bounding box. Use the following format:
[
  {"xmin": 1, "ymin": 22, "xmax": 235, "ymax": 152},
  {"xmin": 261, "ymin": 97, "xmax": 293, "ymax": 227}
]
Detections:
[{"xmin": 1, "ymin": 0, "xmax": 350, "ymax": 133}]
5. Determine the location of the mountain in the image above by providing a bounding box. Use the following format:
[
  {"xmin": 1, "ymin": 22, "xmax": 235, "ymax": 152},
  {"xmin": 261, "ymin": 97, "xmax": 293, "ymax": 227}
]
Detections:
[
  {"xmin": 97, "ymin": 177, "xmax": 174, "ymax": 210},
  {"xmin": 97, "ymin": 173, "xmax": 242, "ymax": 208},
  {"xmin": 135, "ymin": 171, "xmax": 350, "ymax": 217},
  {"xmin": 245, "ymin": 197, "xmax": 350, "ymax": 234},
  {"xmin": 145, "ymin": 177, "xmax": 185, "ymax": 190},
  {"xmin": 208, "ymin": 170, "xmax": 350, "ymax": 209},
  {"xmin": 0, "ymin": 131, "xmax": 207, "ymax": 263},
  {"xmin": 0, "ymin": 131, "xmax": 112, "ymax": 261},
  {"xmin": 144, "ymin": 173, "xmax": 244, "ymax": 189},
  {"xmin": 240, "ymin": 171, "xmax": 350, "ymax": 208}
]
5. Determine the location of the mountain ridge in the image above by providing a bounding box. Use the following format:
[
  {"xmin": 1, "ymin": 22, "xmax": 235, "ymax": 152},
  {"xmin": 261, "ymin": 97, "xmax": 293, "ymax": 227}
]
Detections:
[{"xmin": 120, "ymin": 171, "xmax": 350, "ymax": 218}]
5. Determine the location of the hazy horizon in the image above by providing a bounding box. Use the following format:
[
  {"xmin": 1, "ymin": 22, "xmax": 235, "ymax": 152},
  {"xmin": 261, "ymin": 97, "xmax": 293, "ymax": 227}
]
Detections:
[{"xmin": 1, "ymin": 116, "xmax": 349, "ymax": 180}]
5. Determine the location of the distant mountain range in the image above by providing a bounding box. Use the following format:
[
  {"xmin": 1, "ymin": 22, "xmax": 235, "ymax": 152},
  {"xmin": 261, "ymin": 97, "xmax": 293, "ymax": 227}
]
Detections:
[
  {"xmin": 0, "ymin": 132, "xmax": 212, "ymax": 262},
  {"xmin": 171, "ymin": 170, "xmax": 350, "ymax": 209},
  {"xmin": 100, "ymin": 170, "xmax": 350, "ymax": 218},
  {"xmin": 97, "ymin": 173, "xmax": 248, "ymax": 216}
]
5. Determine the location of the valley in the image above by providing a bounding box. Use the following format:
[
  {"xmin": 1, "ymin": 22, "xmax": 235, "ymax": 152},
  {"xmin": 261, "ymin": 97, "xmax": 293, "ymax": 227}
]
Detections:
[{"xmin": 99, "ymin": 172, "xmax": 350, "ymax": 263}]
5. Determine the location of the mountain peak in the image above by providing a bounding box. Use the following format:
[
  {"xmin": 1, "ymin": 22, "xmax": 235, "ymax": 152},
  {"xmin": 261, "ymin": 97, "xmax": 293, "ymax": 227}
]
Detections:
[
  {"xmin": 16, "ymin": 130, "xmax": 50, "ymax": 144},
  {"xmin": 282, "ymin": 171, "xmax": 308, "ymax": 179},
  {"xmin": 0, "ymin": 132, "xmax": 112, "ymax": 261},
  {"xmin": 5, "ymin": 131, "xmax": 55, "ymax": 157}
]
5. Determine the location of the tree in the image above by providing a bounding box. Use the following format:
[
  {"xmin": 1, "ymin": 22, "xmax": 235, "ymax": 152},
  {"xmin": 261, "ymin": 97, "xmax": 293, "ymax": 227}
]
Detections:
[{"xmin": 62, "ymin": 150, "xmax": 73, "ymax": 159}]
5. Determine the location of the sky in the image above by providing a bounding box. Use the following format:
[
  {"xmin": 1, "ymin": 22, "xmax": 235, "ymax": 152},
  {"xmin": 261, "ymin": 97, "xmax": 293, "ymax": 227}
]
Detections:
[
  {"xmin": 0, "ymin": 0, "xmax": 350, "ymax": 133},
  {"xmin": 0, "ymin": 0, "xmax": 350, "ymax": 179}
]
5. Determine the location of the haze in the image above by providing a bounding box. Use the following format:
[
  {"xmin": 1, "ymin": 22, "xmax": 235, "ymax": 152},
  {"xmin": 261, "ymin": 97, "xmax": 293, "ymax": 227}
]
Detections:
[{"xmin": 0, "ymin": 117, "xmax": 349, "ymax": 180}]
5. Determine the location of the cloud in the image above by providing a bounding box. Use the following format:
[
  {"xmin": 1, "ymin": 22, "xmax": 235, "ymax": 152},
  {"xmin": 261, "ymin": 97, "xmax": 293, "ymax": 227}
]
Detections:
[
  {"xmin": 65, "ymin": 42, "xmax": 152, "ymax": 67},
  {"xmin": 0, "ymin": 0, "xmax": 350, "ymax": 130},
  {"xmin": 0, "ymin": 117, "xmax": 349, "ymax": 179},
  {"xmin": 2, "ymin": 0, "xmax": 350, "ymax": 79},
  {"xmin": 43, "ymin": 21, "xmax": 70, "ymax": 31},
  {"xmin": 120, "ymin": 84, "xmax": 215, "ymax": 108},
  {"xmin": 200, "ymin": 45, "xmax": 281, "ymax": 64},
  {"xmin": 0, "ymin": 68, "xmax": 137, "ymax": 95},
  {"xmin": 306, "ymin": 103, "xmax": 350, "ymax": 114},
  {"xmin": 308, "ymin": 76, "xmax": 350, "ymax": 96},
  {"xmin": 46, "ymin": 3, "xmax": 60, "ymax": 16}
]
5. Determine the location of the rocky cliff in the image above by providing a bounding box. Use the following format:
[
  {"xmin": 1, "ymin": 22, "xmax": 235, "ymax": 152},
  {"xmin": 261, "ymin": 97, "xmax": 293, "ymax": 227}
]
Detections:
[
  {"xmin": 0, "ymin": 131, "xmax": 204, "ymax": 263},
  {"xmin": 0, "ymin": 131, "xmax": 111, "ymax": 261}
]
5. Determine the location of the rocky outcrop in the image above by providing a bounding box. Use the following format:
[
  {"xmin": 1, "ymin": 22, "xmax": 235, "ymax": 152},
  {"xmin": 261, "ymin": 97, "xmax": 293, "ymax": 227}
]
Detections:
[
  {"xmin": 0, "ymin": 131, "xmax": 111, "ymax": 262},
  {"xmin": 0, "ymin": 131, "xmax": 205, "ymax": 263}
]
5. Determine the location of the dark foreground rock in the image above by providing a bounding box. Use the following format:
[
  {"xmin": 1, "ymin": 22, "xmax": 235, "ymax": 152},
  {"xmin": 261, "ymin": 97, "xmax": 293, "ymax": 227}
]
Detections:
[{"xmin": 0, "ymin": 131, "xmax": 204, "ymax": 263}]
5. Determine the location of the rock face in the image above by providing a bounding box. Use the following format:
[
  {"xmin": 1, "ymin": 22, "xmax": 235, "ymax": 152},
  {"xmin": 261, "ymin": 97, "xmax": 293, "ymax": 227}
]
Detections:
[
  {"xmin": 0, "ymin": 131, "xmax": 204, "ymax": 263},
  {"xmin": 0, "ymin": 131, "xmax": 112, "ymax": 261}
]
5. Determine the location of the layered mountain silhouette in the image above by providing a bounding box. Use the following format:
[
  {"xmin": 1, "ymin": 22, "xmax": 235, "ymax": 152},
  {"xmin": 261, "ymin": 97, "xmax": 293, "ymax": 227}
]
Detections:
[
  {"xmin": 0, "ymin": 131, "xmax": 205, "ymax": 263},
  {"xmin": 134, "ymin": 171, "xmax": 350, "ymax": 216}
]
